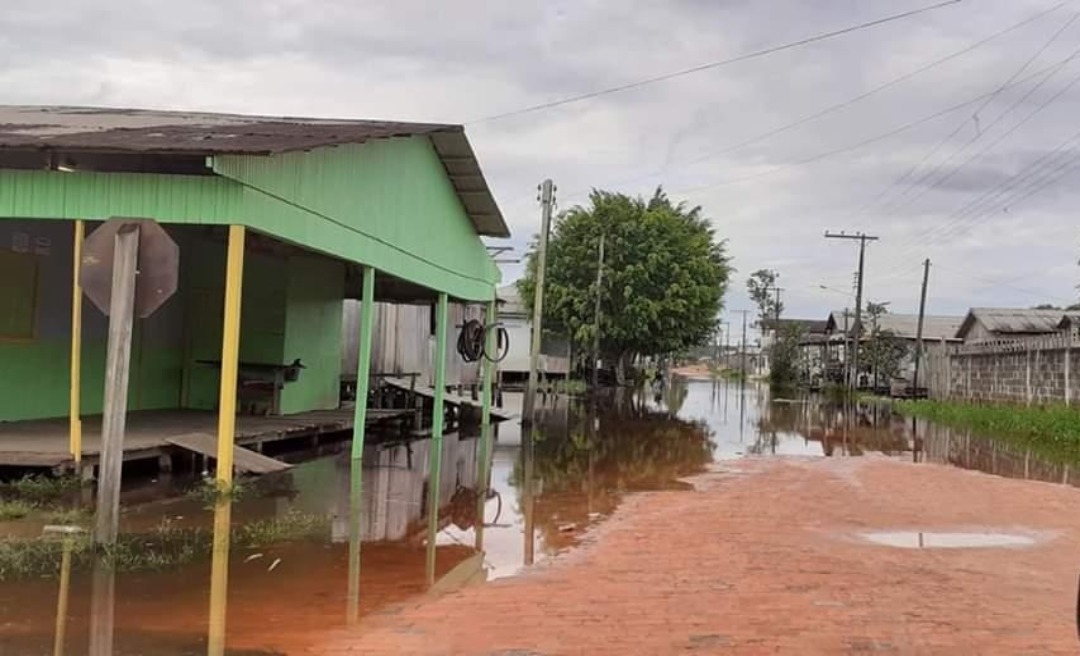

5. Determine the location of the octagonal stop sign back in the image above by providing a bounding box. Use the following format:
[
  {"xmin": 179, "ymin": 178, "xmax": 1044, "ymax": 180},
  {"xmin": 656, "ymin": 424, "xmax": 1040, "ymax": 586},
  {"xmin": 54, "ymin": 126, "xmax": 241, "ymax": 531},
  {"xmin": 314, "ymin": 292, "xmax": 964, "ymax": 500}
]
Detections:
[{"xmin": 81, "ymin": 218, "xmax": 180, "ymax": 318}]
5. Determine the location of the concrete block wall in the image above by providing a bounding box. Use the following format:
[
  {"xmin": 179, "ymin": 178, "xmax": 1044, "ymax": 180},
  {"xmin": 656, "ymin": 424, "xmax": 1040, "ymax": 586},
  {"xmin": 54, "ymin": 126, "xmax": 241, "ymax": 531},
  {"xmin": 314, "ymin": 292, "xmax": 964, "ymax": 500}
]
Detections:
[{"xmin": 927, "ymin": 333, "xmax": 1080, "ymax": 405}]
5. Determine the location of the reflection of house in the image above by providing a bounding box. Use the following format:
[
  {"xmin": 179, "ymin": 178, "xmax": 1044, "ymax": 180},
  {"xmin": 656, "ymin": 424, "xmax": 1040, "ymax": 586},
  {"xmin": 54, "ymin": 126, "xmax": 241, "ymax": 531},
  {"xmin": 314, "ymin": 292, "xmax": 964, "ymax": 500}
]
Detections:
[
  {"xmin": 496, "ymin": 284, "xmax": 570, "ymax": 383},
  {"xmin": 292, "ymin": 433, "xmax": 480, "ymax": 543},
  {"xmin": 956, "ymin": 308, "xmax": 1071, "ymax": 343}
]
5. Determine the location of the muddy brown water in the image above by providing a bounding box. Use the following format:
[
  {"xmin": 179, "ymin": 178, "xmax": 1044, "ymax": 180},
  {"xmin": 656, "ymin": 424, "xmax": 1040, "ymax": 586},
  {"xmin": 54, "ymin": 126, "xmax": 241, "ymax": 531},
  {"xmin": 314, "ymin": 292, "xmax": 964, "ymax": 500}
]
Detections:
[{"xmin": 1, "ymin": 380, "xmax": 1075, "ymax": 654}]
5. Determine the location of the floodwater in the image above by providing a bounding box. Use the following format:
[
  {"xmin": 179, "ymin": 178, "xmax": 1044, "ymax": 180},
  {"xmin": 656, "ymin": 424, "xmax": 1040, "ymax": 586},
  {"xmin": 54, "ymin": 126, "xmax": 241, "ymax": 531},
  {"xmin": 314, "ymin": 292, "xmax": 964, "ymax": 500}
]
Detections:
[{"xmin": 1, "ymin": 379, "xmax": 1078, "ymax": 653}]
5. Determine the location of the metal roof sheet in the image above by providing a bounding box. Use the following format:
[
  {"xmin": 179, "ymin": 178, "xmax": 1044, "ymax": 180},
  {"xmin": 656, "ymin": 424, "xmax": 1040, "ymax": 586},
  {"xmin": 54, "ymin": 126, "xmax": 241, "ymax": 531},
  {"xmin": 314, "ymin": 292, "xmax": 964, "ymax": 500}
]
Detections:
[
  {"xmin": 959, "ymin": 307, "xmax": 1066, "ymax": 338},
  {"xmin": 0, "ymin": 105, "xmax": 509, "ymax": 237}
]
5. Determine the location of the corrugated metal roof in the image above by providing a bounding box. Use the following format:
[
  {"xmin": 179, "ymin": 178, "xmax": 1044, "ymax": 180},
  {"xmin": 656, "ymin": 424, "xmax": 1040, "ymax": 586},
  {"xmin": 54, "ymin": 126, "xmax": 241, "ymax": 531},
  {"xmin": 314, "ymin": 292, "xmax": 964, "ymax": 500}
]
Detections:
[
  {"xmin": 959, "ymin": 307, "xmax": 1066, "ymax": 338},
  {"xmin": 0, "ymin": 105, "xmax": 509, "ymax": 237},
  {"xmin": 870, "ymin": 314, "xmax": 963, "ymax": 341}
]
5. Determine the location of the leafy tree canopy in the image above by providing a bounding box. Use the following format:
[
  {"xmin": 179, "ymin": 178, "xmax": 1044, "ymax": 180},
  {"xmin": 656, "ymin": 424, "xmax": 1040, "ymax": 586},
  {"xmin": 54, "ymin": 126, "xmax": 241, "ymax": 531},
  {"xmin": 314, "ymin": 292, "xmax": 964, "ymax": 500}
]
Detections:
[
  {"xmin": 747, "ymin": 269, "xmax": 782, "ymax": 329},
  {"xmin": 517, "ymin": 188, "xmax": 731, "ymax": 363}
]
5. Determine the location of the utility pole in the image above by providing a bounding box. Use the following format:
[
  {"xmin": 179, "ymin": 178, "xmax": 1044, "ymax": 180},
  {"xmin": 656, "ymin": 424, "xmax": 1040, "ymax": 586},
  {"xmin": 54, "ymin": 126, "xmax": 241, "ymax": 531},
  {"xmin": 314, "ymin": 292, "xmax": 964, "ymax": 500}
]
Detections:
[
  {"xmin": 912, "ymin": 258, "xmax": 931, "ymax": 397},
  {"xmin": 524, "ymin": 180, "xmax": 555, "ymax": 424},
  {"xmin": 591, "ymin": 231, "xmax": 605, "ymax": 389},
  {"xmin": 738, "ymin": 311, "xmax": 749, "ymax": 378},
  {"xmin": 824, "ymin": 231, "xmax": 879, "ymax": 389}
]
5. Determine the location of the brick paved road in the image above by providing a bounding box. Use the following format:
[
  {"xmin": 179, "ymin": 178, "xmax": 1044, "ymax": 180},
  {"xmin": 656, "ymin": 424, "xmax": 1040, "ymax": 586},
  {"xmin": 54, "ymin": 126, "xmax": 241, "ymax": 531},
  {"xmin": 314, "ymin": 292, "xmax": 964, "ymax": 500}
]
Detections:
[{"xmin": 316, "ymin": 457, "xmax": 1080, "ymax": 655}]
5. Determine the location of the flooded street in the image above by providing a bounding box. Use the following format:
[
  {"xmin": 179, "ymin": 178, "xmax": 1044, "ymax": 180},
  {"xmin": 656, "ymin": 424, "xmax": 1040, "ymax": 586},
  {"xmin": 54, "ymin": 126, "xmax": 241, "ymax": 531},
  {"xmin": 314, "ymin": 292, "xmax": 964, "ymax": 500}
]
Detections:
[{"xmin": 2, "ymin": 379, "xmax": 1078, "ymax": 654}]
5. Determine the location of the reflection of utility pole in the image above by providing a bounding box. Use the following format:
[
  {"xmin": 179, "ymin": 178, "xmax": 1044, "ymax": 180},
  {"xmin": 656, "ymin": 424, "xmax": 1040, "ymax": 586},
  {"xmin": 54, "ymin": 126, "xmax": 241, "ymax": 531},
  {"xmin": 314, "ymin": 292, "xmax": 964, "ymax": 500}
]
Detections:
[
  {"xmin": 825, "ymin": 231, "xmax": 879, "ymax": 389},
  {"xmin": 522, "ymin": 425, "xmax": 536, "ymax": 566},
  {"xmin": 735, "ymin": 310, "xmax": 750, "ymax": 379},
  {"xmin": 525, "ymin": 180, "xmax": 556, "ymax": 423}
]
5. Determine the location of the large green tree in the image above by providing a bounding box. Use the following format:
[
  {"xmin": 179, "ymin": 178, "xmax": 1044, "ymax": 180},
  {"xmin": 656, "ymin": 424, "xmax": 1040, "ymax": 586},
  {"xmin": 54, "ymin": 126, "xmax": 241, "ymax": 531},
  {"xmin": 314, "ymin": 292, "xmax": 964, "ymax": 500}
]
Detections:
[{"xmin": 517, "ymin": 188, "xmax": 730, "ymax": 380}]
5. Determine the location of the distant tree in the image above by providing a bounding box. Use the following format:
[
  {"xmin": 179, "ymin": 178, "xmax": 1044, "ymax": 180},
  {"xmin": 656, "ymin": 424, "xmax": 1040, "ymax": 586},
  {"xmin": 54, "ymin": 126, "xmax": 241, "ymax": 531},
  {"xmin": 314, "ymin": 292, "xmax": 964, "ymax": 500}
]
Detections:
[
  {"xmin": 747, "ymin": 269, "xmax": 782, "ymax": 329},
  {"xmin": 769, "ymin": 323, "xmax": 806, "ymax": 391},
  {"xmin": 517, "ymin": 188, "xmax": 731, "ymax": 384},
  {"xmin": 861, "ymin": 302, "xmax": 908, "ymax": 386}
]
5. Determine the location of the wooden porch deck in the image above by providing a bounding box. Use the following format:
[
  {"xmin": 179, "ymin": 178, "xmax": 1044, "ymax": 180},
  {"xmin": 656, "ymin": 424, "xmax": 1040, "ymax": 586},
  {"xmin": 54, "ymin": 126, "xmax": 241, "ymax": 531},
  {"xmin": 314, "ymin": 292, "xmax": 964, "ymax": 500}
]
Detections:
[{"xmin": 0, "ymin": 407, "xmax": 410, "ymax": 470}]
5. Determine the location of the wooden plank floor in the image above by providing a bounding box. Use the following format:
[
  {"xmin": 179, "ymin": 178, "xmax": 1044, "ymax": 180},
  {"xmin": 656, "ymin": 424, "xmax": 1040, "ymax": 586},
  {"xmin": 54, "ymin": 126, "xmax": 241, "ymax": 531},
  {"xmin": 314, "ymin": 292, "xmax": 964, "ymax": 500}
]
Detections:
[
  {"xmin": 166, "ymin": 433, "xmax": 291, "ymax": 474},
  {"xmin": 382, "ymin": 378, "xmax": 516, "ymax": 421},
  {"xmin": 0, "ymin": 407, "xmax": 411, "ymax": 469}
]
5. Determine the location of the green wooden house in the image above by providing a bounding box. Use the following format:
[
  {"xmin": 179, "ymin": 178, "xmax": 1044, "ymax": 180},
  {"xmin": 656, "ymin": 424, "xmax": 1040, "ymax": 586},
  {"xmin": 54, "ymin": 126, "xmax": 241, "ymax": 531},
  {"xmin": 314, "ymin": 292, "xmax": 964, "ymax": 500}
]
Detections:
[{"xmin": 0, "ymin": 105, "xmax": 507, "ymax": 471}]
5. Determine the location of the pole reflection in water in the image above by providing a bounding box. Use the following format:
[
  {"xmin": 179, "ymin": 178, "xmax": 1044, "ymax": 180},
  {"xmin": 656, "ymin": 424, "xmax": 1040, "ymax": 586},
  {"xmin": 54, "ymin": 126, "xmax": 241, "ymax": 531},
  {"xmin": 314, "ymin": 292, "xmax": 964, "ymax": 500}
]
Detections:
[
  {"xmin": 346, "ymin": 454, "xmax": 363, "ymax": 625},
  {"xmin": 49, "ymin": 531, "xmax": 76, "ymax": 656},
  {"xmin": 88, "ymin": 552, "xmax": 116, "ymax": 656},
  {"xmin": 522, "ymin": 422, "xmax": 536, "ymax": 567},
  {"xmin": 207, "ymin": 495, "xmax": 232, "ymax": 656}
]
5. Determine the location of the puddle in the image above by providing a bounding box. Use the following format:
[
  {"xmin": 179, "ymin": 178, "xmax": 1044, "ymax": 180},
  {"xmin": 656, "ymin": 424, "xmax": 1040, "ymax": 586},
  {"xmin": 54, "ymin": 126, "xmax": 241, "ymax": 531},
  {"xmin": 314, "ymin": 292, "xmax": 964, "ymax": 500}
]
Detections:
[{"xmin": 860, "ymin": 531, "xmax": 1040, "ymax": 549}]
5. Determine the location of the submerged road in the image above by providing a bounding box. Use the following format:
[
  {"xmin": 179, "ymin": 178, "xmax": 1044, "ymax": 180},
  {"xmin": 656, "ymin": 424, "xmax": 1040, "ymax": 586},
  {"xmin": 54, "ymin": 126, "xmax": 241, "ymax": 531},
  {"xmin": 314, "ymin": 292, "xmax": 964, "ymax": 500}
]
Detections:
[{"xmin": 321, "ymin": 454, "xmax": 1080, "ymax": 654}]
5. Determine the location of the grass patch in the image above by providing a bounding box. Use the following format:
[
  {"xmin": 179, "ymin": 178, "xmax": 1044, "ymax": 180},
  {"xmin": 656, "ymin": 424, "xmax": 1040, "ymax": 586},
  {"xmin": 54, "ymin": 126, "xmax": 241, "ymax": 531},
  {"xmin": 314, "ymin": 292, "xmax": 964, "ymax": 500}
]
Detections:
[
  {"xmin": 894, "ymin": 399, "xmax": 1080, "ymax": 461},
  {"xmin": 0, "ymin": 510, "xmax": 331, "ymax": 582},
  {"xmin": 3, "ymin": 474, "xmax": 85, "ymax": 504},
  {"xmin": 186, "ymin": 477, "xmax": 253, "ymax": 508},
  {"xmin": 40, "ymin": 506, "xmax": 91, "ymax": 526},
  {"xmin": 0, "ymin": 500, "xmax": 35, "ymax": 521}
]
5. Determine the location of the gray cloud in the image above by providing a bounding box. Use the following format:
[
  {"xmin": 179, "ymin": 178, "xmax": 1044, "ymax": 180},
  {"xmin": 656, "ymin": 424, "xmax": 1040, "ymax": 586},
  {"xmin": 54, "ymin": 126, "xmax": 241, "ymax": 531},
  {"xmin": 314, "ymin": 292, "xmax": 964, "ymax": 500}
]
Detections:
[{"xmin": 0, "ymin": 0, "xmax": 1076, "ymax": 334}]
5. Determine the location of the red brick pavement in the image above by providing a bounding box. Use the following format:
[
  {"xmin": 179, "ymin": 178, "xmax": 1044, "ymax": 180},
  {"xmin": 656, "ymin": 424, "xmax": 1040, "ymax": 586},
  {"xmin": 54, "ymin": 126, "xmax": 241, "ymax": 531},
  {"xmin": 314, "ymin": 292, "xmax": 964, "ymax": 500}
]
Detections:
[{"xmin": 316, "ymin": 456, "xmax": 1080, "ymax": 655}]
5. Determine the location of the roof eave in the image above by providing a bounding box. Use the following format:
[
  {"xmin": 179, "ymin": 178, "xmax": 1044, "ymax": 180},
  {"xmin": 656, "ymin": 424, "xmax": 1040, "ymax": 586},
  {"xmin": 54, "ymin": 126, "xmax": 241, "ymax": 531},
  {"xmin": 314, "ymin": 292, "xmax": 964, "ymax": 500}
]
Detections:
[{"xmin": 429, "ymin": 129, "xmax": 510, "ymax": 239}]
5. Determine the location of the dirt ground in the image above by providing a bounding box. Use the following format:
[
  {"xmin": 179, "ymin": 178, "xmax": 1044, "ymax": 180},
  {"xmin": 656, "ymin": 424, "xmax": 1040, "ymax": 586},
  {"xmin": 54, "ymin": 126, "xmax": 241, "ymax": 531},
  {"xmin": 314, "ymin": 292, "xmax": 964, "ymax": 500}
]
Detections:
[{"xmin": 316, "ymin": 456, "xmax": 1080, "ymax": 655}]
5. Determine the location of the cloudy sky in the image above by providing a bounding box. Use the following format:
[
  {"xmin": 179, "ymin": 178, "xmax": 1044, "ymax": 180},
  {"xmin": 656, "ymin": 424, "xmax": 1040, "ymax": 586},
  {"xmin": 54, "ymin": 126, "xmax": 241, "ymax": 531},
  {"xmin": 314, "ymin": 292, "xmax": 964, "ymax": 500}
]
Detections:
[{"xmin": 4, "ymin": 0, "xmax": 1079, "ymax": 338}]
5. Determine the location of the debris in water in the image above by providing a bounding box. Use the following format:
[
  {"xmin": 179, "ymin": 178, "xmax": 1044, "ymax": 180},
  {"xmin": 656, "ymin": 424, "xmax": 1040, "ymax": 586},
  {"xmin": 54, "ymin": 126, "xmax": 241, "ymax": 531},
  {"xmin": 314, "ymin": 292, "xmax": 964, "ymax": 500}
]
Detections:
[
  {"xmin": 268, "ymin": 557, "xmax": 282, "ymax": 572},
  {"xmin": 588, "ymin": 512, "xmax": 601, "ymax": 520},
  {"xmin": 244, "ymin": 553, "xmax": 264, "ymax": 563},
  {"xmin": 558, "ymin": 523, "xmax": 576, "ymax": 533}
]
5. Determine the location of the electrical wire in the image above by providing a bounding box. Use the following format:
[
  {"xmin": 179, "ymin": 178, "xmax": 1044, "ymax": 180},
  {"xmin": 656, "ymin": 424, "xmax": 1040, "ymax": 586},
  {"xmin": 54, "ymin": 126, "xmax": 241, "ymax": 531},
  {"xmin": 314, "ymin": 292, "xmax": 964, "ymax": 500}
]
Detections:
[
  {"xmin": 666, "ymin": 57, "xmax": 1075, "ymax": 195},
  {"xmin": 873, "ymin": 67, "xmax": 1080, "ymax": 272},
  {"xmin": 538, "ymin": 2, "xmax": 1065, "ymax": 209},
  {"xmin": 861, "ymin": 8, "xmax": 1079, "ymax": 218},
  {"xmin": 471, "ymin": 0, "xmax": 964, "ymax": 124},
  {"xmin": 877, "ymin": 27, "xmax": 1080, "ymax": 221}
]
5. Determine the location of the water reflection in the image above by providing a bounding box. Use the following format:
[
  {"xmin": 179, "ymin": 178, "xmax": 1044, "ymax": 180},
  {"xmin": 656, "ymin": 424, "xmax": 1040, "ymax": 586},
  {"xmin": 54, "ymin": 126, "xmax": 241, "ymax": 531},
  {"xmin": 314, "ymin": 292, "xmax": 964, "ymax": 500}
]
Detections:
[{"xmin": 6, "ymin": 381, "xmax": 1080, "ymax": 653}]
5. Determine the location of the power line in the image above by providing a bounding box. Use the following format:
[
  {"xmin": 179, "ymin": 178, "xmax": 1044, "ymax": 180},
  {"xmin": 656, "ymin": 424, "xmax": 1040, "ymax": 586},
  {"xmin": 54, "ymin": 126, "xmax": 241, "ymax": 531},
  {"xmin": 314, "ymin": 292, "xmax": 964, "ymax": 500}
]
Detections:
[
  {"xmin": 471, "ymin": 0, "xmax": 964, "ymax": 124},
  {"xmin": 540, "ymin": 2, "xmax": 1066, "ymax": 208},
  {"xmin": 850, "ymin": 7, "xmax": 1078, "ymax": 219},
  {"xmin": 877, "ymin": 30, "xmax": 1080, "ymax": 221},
  {"xmin": 668, "ymin": 57, "xmax": 1072, "ymax": 195},
  {"xmin": 873, "ymin": 63, "xmax": 1080, "ymax": 271}
]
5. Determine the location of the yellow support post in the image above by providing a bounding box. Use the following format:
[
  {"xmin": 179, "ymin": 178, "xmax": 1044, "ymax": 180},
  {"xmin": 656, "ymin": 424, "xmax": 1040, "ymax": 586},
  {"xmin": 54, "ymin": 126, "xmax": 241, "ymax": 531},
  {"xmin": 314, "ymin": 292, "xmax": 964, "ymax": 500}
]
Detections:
[
  {"xmin": 207, "ymin": 224, "xmax": 244, "ymax": 656},
  {"xmin": 215, "ymin": 225, "xmax": 246, "ymax": 485},
  {"xmin": 69, "ymin": 220, "xmax": 84, "ymax": 465}
]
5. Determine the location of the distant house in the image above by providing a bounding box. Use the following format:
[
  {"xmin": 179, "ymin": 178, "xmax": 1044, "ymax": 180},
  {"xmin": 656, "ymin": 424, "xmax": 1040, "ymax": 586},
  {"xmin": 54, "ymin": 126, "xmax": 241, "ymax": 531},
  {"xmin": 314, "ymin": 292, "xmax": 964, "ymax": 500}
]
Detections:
[
  {"xmin": 762, "ymin": 318, "xmax": 829, "ymax": 382},
  {"xmin": 824, "ymin": 311, "xmax": 963, "ymax": 384},
  {"xmin": 496, "ymin": 284, "xmax": 570, "ymax": 383},
  {"xmin": 955, "ymin": 308, "xmax": 1069, "ymax": 343}
]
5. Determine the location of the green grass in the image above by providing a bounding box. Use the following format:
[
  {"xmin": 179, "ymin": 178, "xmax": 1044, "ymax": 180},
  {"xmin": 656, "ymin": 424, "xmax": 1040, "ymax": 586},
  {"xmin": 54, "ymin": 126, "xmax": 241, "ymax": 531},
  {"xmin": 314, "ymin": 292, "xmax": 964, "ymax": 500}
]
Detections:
[
  {"xmin": 894, "ymin": 399, "xmax": 1080, "ymax": 461},
  {"xmin": 0, "ymin": 510, "xmax": 331, "ymax": 581},
  {"xmin": 3, "ymin": 474, "xmax": 85, "ymax": 504},
  {"xmin": 0, "ymin": 500, "xmax": 36, "ymax": 521},
  {"xmin": 186, "ymin": 477, "xmax": 253, "ymax": 508}
]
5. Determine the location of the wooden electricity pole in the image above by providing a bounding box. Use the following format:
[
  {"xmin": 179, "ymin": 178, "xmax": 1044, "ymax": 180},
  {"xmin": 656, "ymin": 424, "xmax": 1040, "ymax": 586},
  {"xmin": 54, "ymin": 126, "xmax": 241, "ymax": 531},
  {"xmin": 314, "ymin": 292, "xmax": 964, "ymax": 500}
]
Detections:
[
  {"xmin": 524, "ymin": 180, "xmax": 555, "ymax": 424},
  {"xmin": 912, "ymin": 258, "xmax": 931, "ymax": 397},
  {"xmin": 591, "ymin": 231, "xmax": 605, "ymax": 389},
  {"xmin": 825, "ymin": 231, "xmax": 879, "ymax": 389},
  {"xmin": 94, "ymin": 224, "xmax": 140, "ymax": 546}
]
